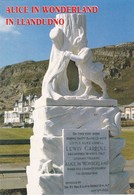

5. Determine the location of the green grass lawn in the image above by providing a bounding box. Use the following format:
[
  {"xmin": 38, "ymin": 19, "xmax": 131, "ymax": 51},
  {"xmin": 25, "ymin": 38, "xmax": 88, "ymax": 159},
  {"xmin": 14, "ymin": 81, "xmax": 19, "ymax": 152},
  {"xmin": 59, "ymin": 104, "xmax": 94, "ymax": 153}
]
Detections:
[
  {"xmin": 0, "ymin": 127, "xmax": 134, "ymax": 164},
  {"xmin": 0, "ymin": 127, "xmax": 33, "ymax": 140},
  {"xmin": 0, "ymin": 128, "xmax": 33, "ymax": 164},
  {"xmin": 120, "ymin": 127, "xmax": 134, "ymax": 160}
]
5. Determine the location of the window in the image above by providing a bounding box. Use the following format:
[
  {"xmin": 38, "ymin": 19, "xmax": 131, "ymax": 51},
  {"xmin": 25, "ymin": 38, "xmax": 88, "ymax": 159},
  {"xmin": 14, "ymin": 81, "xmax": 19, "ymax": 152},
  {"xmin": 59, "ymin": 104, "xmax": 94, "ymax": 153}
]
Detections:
[
  {"xmin": 23, "ymin": 107, "xmax": 27, "ymax": 112},
  {"xmin": 125, "ymin": 108, "xmax": 130, "ymax": 111},
  {"xmin": 25, "ymin": 114, "xmax": 29, "ymax": 118},
  {"xmin": 127, "ymin": 114, "xmax": 130, "ymax": 119}
]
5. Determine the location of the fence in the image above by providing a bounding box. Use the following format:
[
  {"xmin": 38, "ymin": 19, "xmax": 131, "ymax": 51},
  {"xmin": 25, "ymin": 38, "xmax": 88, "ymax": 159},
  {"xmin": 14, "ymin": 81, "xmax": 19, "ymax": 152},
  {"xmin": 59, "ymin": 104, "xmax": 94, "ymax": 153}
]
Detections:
[
  {"xmin": 121, "ymin": 120, "xmax": 134, "ymax": 127},
  {"xmin": 0, "ymin": 139, "xmax": 30, "ymax": 190}
]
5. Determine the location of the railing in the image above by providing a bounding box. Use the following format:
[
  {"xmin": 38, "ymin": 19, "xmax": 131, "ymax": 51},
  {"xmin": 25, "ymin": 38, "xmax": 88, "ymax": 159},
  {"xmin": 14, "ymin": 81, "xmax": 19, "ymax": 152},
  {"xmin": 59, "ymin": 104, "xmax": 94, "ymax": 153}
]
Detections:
[
  {"xmin": 121, "ymin": 120, "xmax": 134, "ymax": 127},
  {"xmin": 0, "ymin": 139, "xmax": 30, "ymax": 145},
  {"xmin": 0, "ymin": 139, "xmax": 29, "ymax": 190}
]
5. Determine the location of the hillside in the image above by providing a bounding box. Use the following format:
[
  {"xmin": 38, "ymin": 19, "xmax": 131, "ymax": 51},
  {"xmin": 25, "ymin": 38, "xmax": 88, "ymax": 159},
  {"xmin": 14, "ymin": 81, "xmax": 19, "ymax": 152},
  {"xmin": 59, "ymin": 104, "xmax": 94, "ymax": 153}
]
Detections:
[
  {"xmin": 92, "ymin": 42, "xmax": 134, "ymax": 104},
  {"xmin": 0, "ymin": 60, "xmax": 48, "ymax": 111},
  {"xmin": 0, "ymin": 42, "xmax": 134, "ymax": 111}
]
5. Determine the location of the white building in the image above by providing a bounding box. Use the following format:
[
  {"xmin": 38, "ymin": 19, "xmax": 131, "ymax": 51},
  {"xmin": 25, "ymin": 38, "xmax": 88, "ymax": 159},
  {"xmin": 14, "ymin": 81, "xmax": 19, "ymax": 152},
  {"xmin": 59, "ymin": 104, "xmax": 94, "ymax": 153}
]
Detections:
[
  {"xmin": 124, "ymin": 102, "xmax": 134, "ymax": 120},
  {"xmin": 4, "ymin": 94, "xmax": 38, "ymax": 125}
]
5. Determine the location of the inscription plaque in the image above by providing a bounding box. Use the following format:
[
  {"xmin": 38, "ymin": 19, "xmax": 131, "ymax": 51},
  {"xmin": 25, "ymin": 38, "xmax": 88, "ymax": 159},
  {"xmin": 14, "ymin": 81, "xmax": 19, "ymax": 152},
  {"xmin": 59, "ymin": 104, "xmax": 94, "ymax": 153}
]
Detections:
[{"xmin": 63, "ymin": 129, "xmax": 109, "ymax": 194}]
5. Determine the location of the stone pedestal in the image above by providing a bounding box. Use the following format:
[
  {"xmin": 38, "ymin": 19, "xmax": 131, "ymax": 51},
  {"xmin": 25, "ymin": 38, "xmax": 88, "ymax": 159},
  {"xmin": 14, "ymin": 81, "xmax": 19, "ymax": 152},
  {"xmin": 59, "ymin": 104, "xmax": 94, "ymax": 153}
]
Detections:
[{"xmin": 27, "ymin": 98, "xmax": 129, "ymax": 194}]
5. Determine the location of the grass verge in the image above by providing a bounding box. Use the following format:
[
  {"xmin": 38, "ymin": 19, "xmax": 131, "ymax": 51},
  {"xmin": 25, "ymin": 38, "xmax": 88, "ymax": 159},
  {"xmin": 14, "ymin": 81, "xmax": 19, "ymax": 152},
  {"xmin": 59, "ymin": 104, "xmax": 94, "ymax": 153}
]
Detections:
[
  {"xmin": 0, "ymin": 127, "xmax": 134, "ymax": 163},
  {"xmin": 0, "ymin": 128, "xmax": 32, "ymax": 164},
  {"xmin": 0, "ymin": 127, "xmax": 32, "ymax": 140},
  {"xmin": 120, "ymin": 128, "xmax": 134, "ymax": 160}
]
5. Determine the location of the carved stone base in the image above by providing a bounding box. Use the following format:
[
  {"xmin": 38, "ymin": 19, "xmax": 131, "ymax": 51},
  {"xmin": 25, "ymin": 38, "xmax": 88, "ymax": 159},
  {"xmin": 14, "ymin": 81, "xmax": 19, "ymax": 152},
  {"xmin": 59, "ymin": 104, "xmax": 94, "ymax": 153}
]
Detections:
[
  {"xmin": 35, "ymin": 96, "xmax": 117, "ymax": 107},
  {"xmin": 27, "ymin": 101, "xmax": 129, "ymax": 194},
  {"xmin": 27, "ymin": 136, "xmax": 129, "ymax": 194},
  {"xmin": 33, "ymin": 101, "xmax": 120, "ymax": 137},
  {"xmin": 27, "ymin": 168, "xmax": 63, "ymax": 195}
]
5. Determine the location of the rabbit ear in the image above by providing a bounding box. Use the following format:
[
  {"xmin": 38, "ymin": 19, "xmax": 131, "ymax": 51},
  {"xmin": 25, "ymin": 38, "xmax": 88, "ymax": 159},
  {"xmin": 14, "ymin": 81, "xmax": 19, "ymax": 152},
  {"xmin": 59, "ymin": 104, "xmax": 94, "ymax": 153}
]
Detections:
[
  {"xmin": 73, "ymin": 36, "xmax": 81, "ymax": 46},
  {"xmin": 73, "ymin": 27, "xmax": 84, "ymax": 46},
  {"xmin": 78, "ymin": 27, "xmax": 84, "ymax": 37}
]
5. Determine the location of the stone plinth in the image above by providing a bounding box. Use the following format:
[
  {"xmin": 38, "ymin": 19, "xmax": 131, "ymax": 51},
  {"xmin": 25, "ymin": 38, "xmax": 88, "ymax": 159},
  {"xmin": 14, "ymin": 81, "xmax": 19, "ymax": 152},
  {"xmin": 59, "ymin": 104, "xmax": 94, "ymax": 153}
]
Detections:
[{"xmin": 27, "ymin": 99, "xmax": 129, "ymax": 194}]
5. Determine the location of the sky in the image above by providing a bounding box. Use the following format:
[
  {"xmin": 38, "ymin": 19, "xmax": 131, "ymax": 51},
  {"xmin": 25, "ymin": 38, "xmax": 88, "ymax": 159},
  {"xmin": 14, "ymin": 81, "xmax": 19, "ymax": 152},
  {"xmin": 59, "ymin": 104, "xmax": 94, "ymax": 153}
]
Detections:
[{"xmin": 0, "ymin": 0, "xmax": 134, "ymax": 68}]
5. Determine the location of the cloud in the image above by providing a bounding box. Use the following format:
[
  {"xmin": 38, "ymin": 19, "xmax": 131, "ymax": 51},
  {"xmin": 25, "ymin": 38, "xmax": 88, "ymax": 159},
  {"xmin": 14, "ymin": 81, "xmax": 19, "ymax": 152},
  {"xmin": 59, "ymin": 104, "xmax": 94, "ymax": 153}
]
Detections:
[{"xmin": 0, "ymin": 15, "xmax": 20, "ymax": 35}]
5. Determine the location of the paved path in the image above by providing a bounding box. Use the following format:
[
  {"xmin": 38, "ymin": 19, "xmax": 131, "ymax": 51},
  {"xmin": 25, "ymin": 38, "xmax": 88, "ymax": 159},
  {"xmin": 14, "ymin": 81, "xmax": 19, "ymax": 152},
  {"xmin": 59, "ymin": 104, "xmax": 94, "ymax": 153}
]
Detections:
[
  {"xmin": 122, "ymin": 127, "xmax": 134, "ymax": 131},
  {"xmin": 0, "ymin": 163, "xmax": 27, "ymax": 190},
  {"xmin": 125, "ymin": 160, "xmax": 134, "ymax": 183}
]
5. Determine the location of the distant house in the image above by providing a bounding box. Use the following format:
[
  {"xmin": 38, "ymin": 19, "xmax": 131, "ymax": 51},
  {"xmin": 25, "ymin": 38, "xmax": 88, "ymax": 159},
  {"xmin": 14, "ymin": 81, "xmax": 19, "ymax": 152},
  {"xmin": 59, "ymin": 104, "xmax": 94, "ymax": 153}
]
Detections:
[
  {"xmin": 4, "ymin": 94, "xmax": 38, "ymax": 125},
  {"xmin": 124, "ymin": 102, "xmax": 134, "ymax": 120}
]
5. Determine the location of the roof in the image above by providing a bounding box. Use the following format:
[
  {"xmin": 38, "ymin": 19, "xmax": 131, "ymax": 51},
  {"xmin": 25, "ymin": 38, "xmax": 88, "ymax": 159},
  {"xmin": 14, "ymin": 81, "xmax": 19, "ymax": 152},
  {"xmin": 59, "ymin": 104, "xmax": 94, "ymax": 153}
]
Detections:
[
  {"xmin": 18, "ymin": 93, "xmax": 25, "ymax": 102},
  {"xmin": 125, "ymin": 102, "xmax": 134, "ymax": 107},
  {"xmin": 119, "ymin": 107, "xmax": 124, "ymax": 112}
]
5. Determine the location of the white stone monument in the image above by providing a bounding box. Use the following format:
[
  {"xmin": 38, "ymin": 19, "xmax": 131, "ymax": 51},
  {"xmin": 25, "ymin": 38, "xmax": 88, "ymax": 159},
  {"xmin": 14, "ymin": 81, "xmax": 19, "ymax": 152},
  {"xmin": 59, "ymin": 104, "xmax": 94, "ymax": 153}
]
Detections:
[{"xmin": 27, "ymin": 14, "xmax": 129, "ymax": 194}]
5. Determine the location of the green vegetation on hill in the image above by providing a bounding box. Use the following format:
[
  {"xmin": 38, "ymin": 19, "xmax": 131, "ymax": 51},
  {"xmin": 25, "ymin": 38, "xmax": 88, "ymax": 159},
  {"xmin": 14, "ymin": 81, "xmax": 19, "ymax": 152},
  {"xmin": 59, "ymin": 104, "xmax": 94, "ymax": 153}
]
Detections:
[
  {"xmin": 106, "ymin": 67, "xmax": 134, "ymax": 105},
  {"xmin": 92, "ymin": 42, "xmax": 134, "ymax": 105},
  {"xmin": 0, "ymin": 60, "xmax": 49, "ymax": 111}
]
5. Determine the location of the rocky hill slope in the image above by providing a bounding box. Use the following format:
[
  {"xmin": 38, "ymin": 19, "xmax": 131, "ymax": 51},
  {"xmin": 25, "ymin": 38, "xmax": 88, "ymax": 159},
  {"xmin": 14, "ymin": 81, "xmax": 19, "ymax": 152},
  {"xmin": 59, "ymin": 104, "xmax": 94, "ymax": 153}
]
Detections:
[
  {"xmin": 0, "ymin": 42, "xmax": 134, "ymax": 111},
  {"xmin": 92, "ymin": 42, "xmax": 134, "ymax": 104}
]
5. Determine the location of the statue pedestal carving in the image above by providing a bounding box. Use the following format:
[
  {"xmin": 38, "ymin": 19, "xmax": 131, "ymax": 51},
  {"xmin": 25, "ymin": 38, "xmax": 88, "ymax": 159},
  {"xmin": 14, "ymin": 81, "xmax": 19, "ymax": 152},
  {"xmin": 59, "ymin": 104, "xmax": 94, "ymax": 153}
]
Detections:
[{"xmin": 27, "ymin": 99, "xmax": 129, "ymax": 194}]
